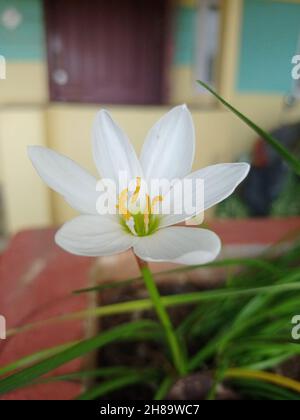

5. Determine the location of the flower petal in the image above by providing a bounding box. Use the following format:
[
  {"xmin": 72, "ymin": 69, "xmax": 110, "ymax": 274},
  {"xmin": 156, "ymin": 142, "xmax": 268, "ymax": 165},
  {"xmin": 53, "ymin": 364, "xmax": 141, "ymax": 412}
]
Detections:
[
  {"xmin": 160, "ymin": 163, "xmax": 250, "ymax": 228},
  {"xmin": 28, "ymin": 146, "xmax": 99, "ymax": 214},
  {"xmin": 55, "ymin": 215, "xmax": 136, "ymax": 257},
  {"xmin": 134, "ymin": 226, "xmax": 221, "ymax": 265},
  {"xmin": 140, "ymin": 105, "xmax": 195, "ymax": 182},
  {"xmin": 93, "ymin": 110, "xmax": 142, "ymax": 182}
]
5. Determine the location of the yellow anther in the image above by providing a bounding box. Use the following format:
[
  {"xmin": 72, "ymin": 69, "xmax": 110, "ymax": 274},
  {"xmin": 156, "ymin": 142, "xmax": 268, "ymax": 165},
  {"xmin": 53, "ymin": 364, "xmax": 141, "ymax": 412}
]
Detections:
[
  {"xmin": 123, "ymin": 212, "xmax": 131, "ymax": 222},
  {"xmin": 151, "ymin": 195, "xmax": 163, "ymax": 214},
  {"xmin": 130, "ymin": 177, "xmax": 141, "ymax": 204},
  {"xmin": 117, "ymin": 188, "xmax": 131, "ymax": 220},
  {"xmin": 117, "ymin": 180, "xmax": 164, "ymax": 236}
]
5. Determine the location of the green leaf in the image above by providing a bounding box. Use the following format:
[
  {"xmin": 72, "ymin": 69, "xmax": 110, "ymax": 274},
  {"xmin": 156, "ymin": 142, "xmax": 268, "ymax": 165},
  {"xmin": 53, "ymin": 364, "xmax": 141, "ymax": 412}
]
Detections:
[
  {"xmin": 0, "ymin": 320, "xmax": 157, "ymax": 395},
  {"xmin": 8, "ymin": 276, "xmax": 300, "ymax": 339},
  {"xmin": 72, "ymin": 257, "xmax": 280, "ymax": 295},
  {"xmin": 153, "ymin": 376, "xmax": 174, "ymax": 400},
  {"xmin": 230, "ymin": 378, "xmax": 300, "ymax": 400},
  {"xmin": 37, "ymin": 367, "xmax": 143, "ymax": 383},
  {"xmin": 0, "ymin": 341, "xmax": 78, "ymax": 377},
  {"xmin": 77, "ymin": 372, "xmax": 153, "ymax": 400},
  {"xmin": 73, "ymin": 278, "xmax": 137, "ymax": 294},
  {"xmin": 197, "ymin": 80, "xmax": 300, "ymax": 176},
  {"xmin": 187, "ymin": 271, "xmax": 300, "ymax": 371}
]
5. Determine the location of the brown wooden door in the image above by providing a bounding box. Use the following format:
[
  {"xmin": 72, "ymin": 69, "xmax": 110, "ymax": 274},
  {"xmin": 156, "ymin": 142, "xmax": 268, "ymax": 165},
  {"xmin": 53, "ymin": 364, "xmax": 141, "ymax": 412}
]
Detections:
[{"xmin": 44, "ymin": 0, "xmax": 168, "ymax": 104}]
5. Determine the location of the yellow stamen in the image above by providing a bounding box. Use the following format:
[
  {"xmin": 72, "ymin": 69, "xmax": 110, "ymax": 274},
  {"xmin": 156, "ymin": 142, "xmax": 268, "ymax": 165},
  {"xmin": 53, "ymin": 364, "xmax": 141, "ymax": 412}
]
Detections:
[
  {"xmin": 151, "ymin": 195, "xmax": 163, "ymax": 214},
  {"xmin": 116, "ymin": 178, "xmax": 164, "ymax": 236},
  {"xmin": 130, "ymin": 177, "xmax": 141, "ymax": 204},
  {"xmin": 117, "ymin": 188, "xmax": 131, "ymax": 221},
  {"xmin": 143, "ymin": 194, "xmax": 151, "ymax": 229}
]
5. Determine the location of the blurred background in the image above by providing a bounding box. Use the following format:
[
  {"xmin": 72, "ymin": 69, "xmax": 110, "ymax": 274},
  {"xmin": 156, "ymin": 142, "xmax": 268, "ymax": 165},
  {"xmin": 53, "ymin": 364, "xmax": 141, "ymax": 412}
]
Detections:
[{"xmin": 0, "ymin": 0, "xmax": 300, "ymax": 248}]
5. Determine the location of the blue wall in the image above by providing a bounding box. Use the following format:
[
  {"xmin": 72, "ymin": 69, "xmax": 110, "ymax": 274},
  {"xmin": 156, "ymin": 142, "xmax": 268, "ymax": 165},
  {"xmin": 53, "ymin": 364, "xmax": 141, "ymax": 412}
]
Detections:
[
  {"xmin": 174, "ymin": 5, "xmax": 196, "ymax": 66},
  {"xmin": 237, "ymin": 0, "xmax": 300, "ymax": 94},
  {"xmin": 1, "ymin": 0, "xmax": 194, "ymax": 65},
  {"xmin": 0, "ymin": 0, "xmax": 45, "ymax": 60}
]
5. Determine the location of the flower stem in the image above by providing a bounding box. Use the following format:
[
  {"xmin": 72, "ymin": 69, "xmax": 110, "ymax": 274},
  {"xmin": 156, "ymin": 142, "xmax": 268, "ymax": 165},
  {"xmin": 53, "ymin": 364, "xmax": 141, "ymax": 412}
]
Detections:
[{"xmin": 135, "ymin": 256, "xmax": 187, "ymax": 376}]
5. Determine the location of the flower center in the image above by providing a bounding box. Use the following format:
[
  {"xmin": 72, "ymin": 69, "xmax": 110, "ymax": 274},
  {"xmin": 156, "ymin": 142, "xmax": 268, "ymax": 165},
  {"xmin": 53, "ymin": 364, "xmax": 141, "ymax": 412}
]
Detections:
[{"xmin": 116, "ymin": 177, "xmax": 163, "ymax": 236}]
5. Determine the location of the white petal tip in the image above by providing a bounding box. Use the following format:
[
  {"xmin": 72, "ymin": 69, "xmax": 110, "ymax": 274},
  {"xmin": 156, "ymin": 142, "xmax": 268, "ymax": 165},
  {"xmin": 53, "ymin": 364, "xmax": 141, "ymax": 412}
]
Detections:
[
  {"xmin": 94, "ymin": 109, "xmax": 109, "ymax": 124},
  {"xmin": 27, "ymin": 145, "xmax": 46, "ymax": 161},
  {"xmin": 177, "ymin": 104, "xmax": 190, "ymax": 113},
  {"xmin": 98, "ymin": 109, "xmax": 112, "ymax": 118},
  {"xmin": 239, "ymin": 162, "xmax": 251, "ymax": 178},
  {"xmin": 171, "ymin": 104, "xmax": 190, "ymax": 114},
  {"xmin": 28, "ymin": 145, "xmax": 40, "ymax": 153}
]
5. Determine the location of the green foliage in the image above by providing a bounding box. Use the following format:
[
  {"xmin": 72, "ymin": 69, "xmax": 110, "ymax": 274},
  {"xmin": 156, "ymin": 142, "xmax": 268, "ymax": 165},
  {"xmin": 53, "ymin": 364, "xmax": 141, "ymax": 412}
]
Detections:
[
  {"xmin": 271, "ymin": 173, "xmax": 300, "ymax": 216},
  {"xmin": 0, "ymin": 320, "xmax": 159, "ymax": 395},
  {"xmin": 1, "ymin": 245, "xmax": 300, "ymax": 399},
  {"xmin": 230, "ymin": 379, "xmax": 300, "ymax": 401},
  {"xmin": 216, "ymin": 194, "xmax": 250, "ymax": 219},
  {"xmin": 197, "ymin": 80, "xmax": 300, "ymax": 176}
]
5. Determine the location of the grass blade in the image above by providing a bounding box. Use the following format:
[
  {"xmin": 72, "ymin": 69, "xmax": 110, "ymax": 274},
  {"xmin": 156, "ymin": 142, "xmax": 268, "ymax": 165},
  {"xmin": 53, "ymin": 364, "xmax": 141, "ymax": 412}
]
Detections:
[
  {"xmin": 8, "ymin": 277, "xmax": 300, "ymax": 339},
  {"xmin": 73, "ymin": 257, "xmax": 280, "ymax": 295},
  {"xmin": 0, "ymin": 341, "xmax": 78, "ymax": 377},
  {"xmin": 37, "ymin": 367, "xmax": 141, "ymax": 383},
  {"xmin": 197, "ymin": 80, "xmax": 300, "ymax": 175},
  {"xmin": 77, "ymin": 372, "xmax": 155, "ymax": 400},
  {"xmin": 154, "ymin": 376, "xmax": 174, "ymax": 400},
  {"xmin": 0, "ymin": 320, "xmax": 157, "ymax": 395},
  {"xmin": 230, "ymin": 378, "xmax": 300, "ymax": 400},
  {"xmin": 225, "ymin": 369, "xmax": 300, "ymax": 394}
]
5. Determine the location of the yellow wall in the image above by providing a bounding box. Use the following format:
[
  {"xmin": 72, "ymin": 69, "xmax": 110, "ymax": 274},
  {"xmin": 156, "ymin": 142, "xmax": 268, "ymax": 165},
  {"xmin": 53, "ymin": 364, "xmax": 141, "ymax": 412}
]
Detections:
[
  {"xmin": 0, "ymin": 61, "xmax": 48, "ymax": 105},
  {"xmin": 1, "ymin": 0, "xmax": 300, "ymax": 232},
  {"xmin": 0, "ymin": 108, "xmax": 51, "ymax": 231}
]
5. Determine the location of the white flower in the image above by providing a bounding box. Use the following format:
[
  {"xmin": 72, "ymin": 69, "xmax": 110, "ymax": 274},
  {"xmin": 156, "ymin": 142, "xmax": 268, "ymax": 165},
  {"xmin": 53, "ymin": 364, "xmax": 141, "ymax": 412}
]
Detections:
[{"xmin": 28, "ymin": 105, "xmax": 250, "ymax": 265}]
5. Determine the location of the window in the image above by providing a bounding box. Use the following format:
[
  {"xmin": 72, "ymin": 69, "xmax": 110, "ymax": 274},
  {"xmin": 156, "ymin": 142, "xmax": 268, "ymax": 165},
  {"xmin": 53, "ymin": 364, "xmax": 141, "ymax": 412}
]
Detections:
[
  {"xmin": 44, "ymin": 0, "xmax": 169, "ymax": 104},
  {"xmin": 194, "ymin": 0, "xmax": 221, "ymax": 90}
]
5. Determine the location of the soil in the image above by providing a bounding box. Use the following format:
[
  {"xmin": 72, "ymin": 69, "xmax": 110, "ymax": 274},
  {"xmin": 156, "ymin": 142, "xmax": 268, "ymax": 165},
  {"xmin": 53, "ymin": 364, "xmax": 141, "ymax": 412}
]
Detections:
[{"xmin": 96, "ymin": 279, "xmax": 236, "ymax": 400}]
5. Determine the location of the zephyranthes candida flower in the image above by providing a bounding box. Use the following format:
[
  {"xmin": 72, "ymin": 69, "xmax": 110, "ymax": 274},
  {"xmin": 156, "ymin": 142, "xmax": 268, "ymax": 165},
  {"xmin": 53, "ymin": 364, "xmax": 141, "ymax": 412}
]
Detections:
[{"xmin": 28, "ymin": 105, "xmax": 249, "ymax": 265}]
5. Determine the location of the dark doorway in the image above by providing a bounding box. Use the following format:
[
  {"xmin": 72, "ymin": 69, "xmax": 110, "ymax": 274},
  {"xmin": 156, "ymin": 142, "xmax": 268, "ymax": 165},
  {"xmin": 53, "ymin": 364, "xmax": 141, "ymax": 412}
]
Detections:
[{"xmin": 44, "ymin": 0, "xmax": 169, "ymax": 105}]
